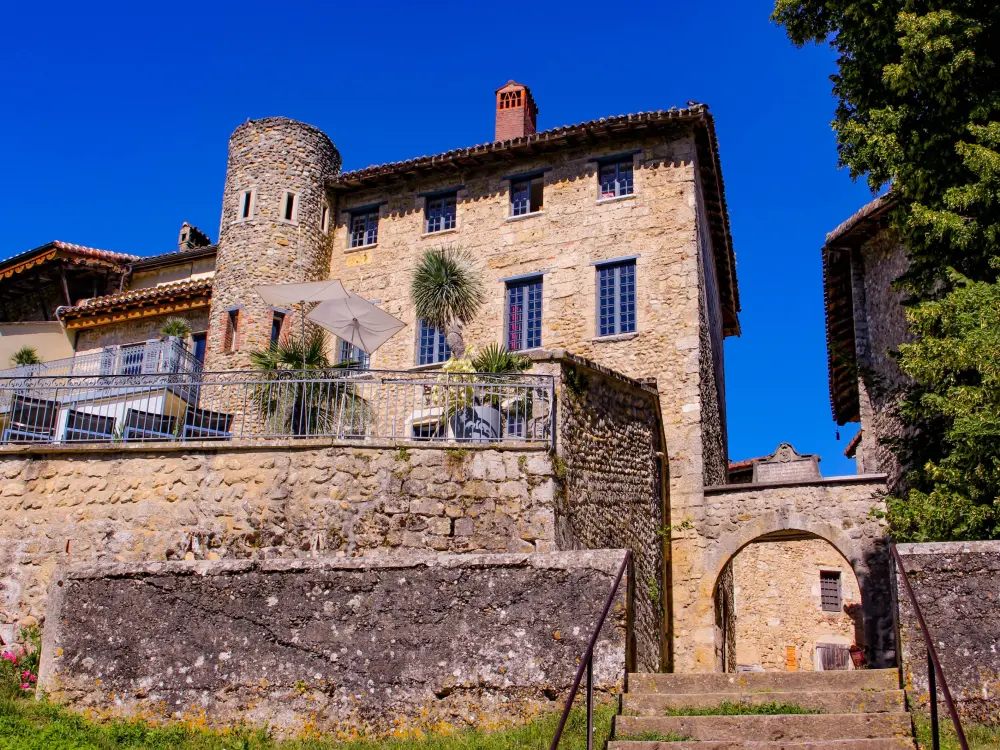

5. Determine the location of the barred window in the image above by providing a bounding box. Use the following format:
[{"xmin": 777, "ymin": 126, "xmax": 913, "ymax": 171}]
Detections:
[
  {"xmin": 599, "ymin": 159, "xmax": 634, "ymax": 199},
  {"xmin": 506, "ymin": 277, "xmax": 542, "ymax": 351},
  {"xmin": 425, "ymin": 193, "xmax": 457, "ymax": 233},
  {"xmin": 417, "ymin": 319, "xmax": 450, "ymax": 365},
  {"xmin": 820, "ymin": 571, "xmax": 842, "ymax": 612},
  {"xmin": 596, "ymin": 260, "xmax": 637, "ymax": 337},
  {"xmin": 350, "ymin": 211, "xmax": 379, "ymax": 248}
]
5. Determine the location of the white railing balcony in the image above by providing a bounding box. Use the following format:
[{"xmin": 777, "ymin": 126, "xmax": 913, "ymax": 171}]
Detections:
[{"xmin": 0, "ymin": 338, "xmax": 203, "ymax": 379}]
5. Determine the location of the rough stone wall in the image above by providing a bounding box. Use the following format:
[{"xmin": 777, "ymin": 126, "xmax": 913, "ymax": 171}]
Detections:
[
  {"xmin": 0, "ymin": 443, "xmax": 554, "ymax": 631},
  {"xmin": 205, "ymin": 118, "xmax": 341, "ymax": 370},
  {"xmin": 535, "ymin": 353, "xmax": 666, "ymax": 672},
  {"xmin": 852, "ymin": 230, "xmax": 913, "ymax": 490},
  {"xmin": 732, "ymin": 538, "xmax": 862, "ymax": 672},
  {"xmin": 39, "ymin": 551, "xmax": 628, "ymax": 738},
  {"xmin": 74, "ymin": 308, "xmax": 210, "ymax": 353},
  {"xmin": 327, "ymin": 131, "xmax": 724, "ymax": 670},
  {"xmin": 697, "ymin": 476, "xmax": 893, "ymax": 669},
  {"xmin": 896, "ymin": 541, "xmax": 1000, "ymax": 724}
]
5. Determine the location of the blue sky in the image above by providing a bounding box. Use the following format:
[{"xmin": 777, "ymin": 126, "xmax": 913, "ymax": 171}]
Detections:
[{"xmin": 0, "ymin": 0, "xmax": 873, "ymax": 475}]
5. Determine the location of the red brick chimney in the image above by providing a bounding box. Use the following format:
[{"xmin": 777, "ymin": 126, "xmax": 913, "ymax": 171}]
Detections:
[{"xmin": 495, "ymin": 81, "xmax": 538, "ymax": 141}]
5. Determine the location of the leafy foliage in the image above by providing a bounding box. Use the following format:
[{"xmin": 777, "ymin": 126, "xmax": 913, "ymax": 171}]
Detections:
[
  {"xmin": 471, "ymin": 343, "xmax": 533, "ymax": 375},
  {"xmin": 9, "ymin": 347, "xmax": 41, "ymax": 368},
  {"xmin": 411, "ymin": 249, "xmax": 485, "ymax": 357},
  {"xmin": 0, "ymin": 626, "xmax": 40, "ymax": 700},
  {"xmin": 249, "ymin": 330, "xmax": 331, "ymax": 371},
  {"xmin": 159, "ymin": 318, "xmax": 192, "ymax": 339}
]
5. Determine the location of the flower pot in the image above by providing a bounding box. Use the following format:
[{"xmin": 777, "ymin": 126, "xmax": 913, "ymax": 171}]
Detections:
[{"xmin": 449, "ymin": 405, "xmax": 501, "ymax": 443}]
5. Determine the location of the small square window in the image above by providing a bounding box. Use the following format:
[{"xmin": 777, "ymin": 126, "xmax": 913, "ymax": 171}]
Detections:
[
  {"xmin": 506, "ymin": 277, "xmax": 542, "ymax": 351},
  {"xmin": 417, "ymin": 319, "xmax": 451, "ymax": 365},
  {"xmin": 596, "ymin": 260, "xmax": 637, "ymax": 337},
  {"xmin": 425, "ymin": 193, "xmax": 457, "ymax": 233},
  {"xmin": 321, "ymin": 203, "xmax": 330, "ymax": 233},
  {"xmin": 599, "ymin": 159, "xmax": 635, "ymax": 199},
  {"xmin": 282, "ymin": 191, "xmax": 298, "ymax": 223},
  {"xmin": 511, "ymin": 176, "xmax": 544, "ymax": 216},
  {"xmin": 820, "ymin": 571, "xmax": 842, "ymax": 612},
  {"xmin": 350, "ymin": 211, "xmax": 379, "ymax": 248},
  {"xmin": 239, "ymin": 190, "xmax": 255, "ymax": 220},
  {"xmin": 412, "ymin": 422, "xmax": 441, "ymax": 440}
]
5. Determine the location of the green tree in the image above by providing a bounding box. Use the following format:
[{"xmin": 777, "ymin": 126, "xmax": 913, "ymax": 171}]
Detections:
[
  {"xmin": 773, "ymin": 0, "xmax": 1000, "ymax": 539},
  {"xmin": 411, "ymin": 248, "xmax": 485, "ymax": 358}
]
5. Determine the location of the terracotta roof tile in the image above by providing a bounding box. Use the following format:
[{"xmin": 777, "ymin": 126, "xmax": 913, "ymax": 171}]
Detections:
[
  {"xmin": 60, "ymin": 278, "xmax": 213, "ymax": 318},
  {"xmin": 844, "ymin": 429, "xmax": 864, "ymax": 458}
]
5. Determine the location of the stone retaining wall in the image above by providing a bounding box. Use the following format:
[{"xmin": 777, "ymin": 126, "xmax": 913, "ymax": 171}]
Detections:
[
  {"xmin": 39, "ymin": 551, "xmax": 628, "ymax": 738},
  {"xmin": 896, "ymin": 541, "xmax": 1000, "ymax": 724}
]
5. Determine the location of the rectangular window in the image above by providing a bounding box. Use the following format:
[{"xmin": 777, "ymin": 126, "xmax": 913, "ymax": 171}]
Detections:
[
  {"xmin": 417, "ymin": 319, "xmax": 451, "ymax": 365},
  {"xmin": 338, "ymin": 340, "xmax": 371, "ymax": 369},
  {"xmin": 224, "ymin": 310, "xmax": 239, "ymax": 353},
  {"xmin": 270, "ymin": 311, "xmax": 285, "ymax": 346},
  {"xmin": 506, "ymin": 277, "xmax": 542, "ymax": 351},
  {"xmin": 820, "ymin": 571, "xmax": 842, "ymax": 612},
  {"xmin": 510, "ymin": 176, "xmax": 544, "ymax": 216},
  {"xmin": 596, "ymin": 260, "xmax": 637, "ymax": 337},
  {"xmin": 412, "ymin": 422, "xmax": 440, "ymax": 440},
  {"xmin": 425, "ymin": 193, "xmax": 457, "ymax": 233},
  {"xmin": 282, "ymin": 191, "xmax": 298, "ymax": 222},
  {"xmin": 239, "ymin": 190, "xmax": 254, "ymax": 219},
  {"xmin": 350, "ymin": 211, "xmax": 379, "ymax": 248},
  {"xmin": 191, "ymin": 332, "xmax": 207, "ymax": 364},
  {"xmin": 599, "ymin": 159, "xmax": 635, "ymax": 199},
  {"xmin": 321, "ymin": 202, "xmax": 330, "ymax": 233}
]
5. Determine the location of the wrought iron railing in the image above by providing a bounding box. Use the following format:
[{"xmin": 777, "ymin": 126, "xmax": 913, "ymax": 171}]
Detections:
[
  {"xmin": 550, "ymin": 549, "xmax": 632, "ymax": 750},
  {"xmin": 0, "ymin": 338, "xmax": 202, "ymax": 379},
  {"xmin": 891, "ymin": 543, "xmax": 969, "ymax": 750},
  {"xmin": 0, "ymin": 368, "xmax": 553, "ymax": 447}
]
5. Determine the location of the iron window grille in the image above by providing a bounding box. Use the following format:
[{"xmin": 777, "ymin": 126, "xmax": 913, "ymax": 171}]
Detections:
[
  {"xmin": 350, "ymin": 211, "xmax": 379, "ymax": 248},
  {"xmin": 506, "ymin": 277, "xmax": 543, "ymax": 351},
  {"xmin": 820, "ymin": 571, "xmax": 842, "ymax": 612},
  {"xmin": 596, "ymin": 260, "xmax": 637, "ymax": 337},
  {"xmin": 338, "ymin": 340, "xmax": 371, "ymax": 370},
  {"xmin": 425, "ymin": 194, "xmax": 457, "ymax": 233},
  {"xmin": 511, "ymin": 176, "xmax": 544, "ymax": 216},
  {"xmin": 417, "ymin": 319, "xmax": 451, "ymax": 365},
  {"xmin": 599, "ymin": 159, "xmax": 635, "ymax": 199}
]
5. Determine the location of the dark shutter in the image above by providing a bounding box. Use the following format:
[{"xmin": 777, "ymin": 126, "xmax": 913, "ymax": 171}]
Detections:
[{"xmin": 820, "ymin": 570, "xmax": 842, "ymax": 612}]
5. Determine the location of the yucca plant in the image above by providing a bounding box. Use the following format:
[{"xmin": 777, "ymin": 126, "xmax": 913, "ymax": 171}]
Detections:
[
  {"xmin": 159, "ymin": 318, "xmax": 192, "ymax": 339},
  {"xmin": 411, "ymin": 248, "xmax": 485, "ymax": 358},
  {"xmin": 248, "ymin": 331, "xmax": 369, "ymax": 437},
  {"xmin": 10, "ymin": 347, "xmax": 42, "ymax": 368}
]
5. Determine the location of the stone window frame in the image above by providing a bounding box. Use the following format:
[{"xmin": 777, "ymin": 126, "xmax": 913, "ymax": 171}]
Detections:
[
  {"xmin": 234, "ymin": 188, "xmax": 257, "ymax": 223},
  {"xmin": 279, "ymin": 191, "xmax": 300, "ymax": 225},
  {"xmin": 593, "ymin": 255, "xmax": 639, "ymax": 338},
  {"xmin": 589, "ymin": 150, "xmax": 641, "ymax": 203},
  {"xmin": 223, "ymin": 306, "xmax": 242, "ymax": 353},
  {"xmin": 320, "ymin": 200, "xmax": 331, "ymax": 233},
  {"xmin": 503, "ymin": 168, "xmax": 551, "ymax": 219},
  {"xmin": 819, "ymin": 569, "xmax": 843, "ymax": 612}
]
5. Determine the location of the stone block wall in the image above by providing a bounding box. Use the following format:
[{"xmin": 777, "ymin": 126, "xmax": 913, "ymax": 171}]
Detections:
[
  {"xmin": 39, "ymin": 551, "xmax": 628, "ymax": 738},
  {"xmin": 0, "ymin": 442, "xmax": 554, "ymax": 634},
  {"xmin": 74, "ymin": 308, "xmax": 210, "ymax": 353},
  {"xmin": 896, "ymin": 541, "xmax": 1000, "ymax": 724}
]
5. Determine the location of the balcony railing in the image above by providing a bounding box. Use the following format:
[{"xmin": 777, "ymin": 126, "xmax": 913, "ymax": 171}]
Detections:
[
  {"xmin": 0, "ymin": 338, "xmax": 202, "ymax": 379},
  {"xmin": 0, "ymin": 368, "xmax": 554, "ymax": 447}
]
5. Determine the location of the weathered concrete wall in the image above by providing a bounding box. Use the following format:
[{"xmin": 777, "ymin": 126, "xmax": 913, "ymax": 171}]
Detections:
[
  {"xmin": 698, "ymin": 475, "xmax": 892, "ymax": 670},
  {"xmin": 896, "ymin": 541, "xmax": 1000, "ymax": 724},
  {"xmin": 0, "ymin": 442, "xmax": 554, "ymax": 632},
  {"xmin": 39, "ymin": 551, "xmax": 628, "ymax": 738},
  {"xmin": 733, "ymin": 538, "xmax": 862, "ymax": 672},
  {"xmin": 534, "ymin": 352, "xmax": 667, "ymax": 672}
]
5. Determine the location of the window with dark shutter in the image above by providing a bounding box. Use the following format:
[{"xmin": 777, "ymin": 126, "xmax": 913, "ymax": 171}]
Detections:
[{"xmin": 820, "ymin": 571, "xmax": 842, "ymax": 612}]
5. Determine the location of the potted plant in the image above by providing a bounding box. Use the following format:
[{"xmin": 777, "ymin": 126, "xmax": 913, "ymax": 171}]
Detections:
[
  {"xmin": 10, "ymin": 346, "xmax": 42, "ymax": 370},
  {"xmin": 439, "ymin": 344, "xmax": 533, "ymax": 442},
  {"xmin": 159, "ymin": 317, "xmax": 192, "ymax": 343}
]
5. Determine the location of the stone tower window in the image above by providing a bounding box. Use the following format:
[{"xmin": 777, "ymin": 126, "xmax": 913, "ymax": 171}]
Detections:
[
  {"xmin": 224, "ymin": 310, "xmax": 240, "ymax": 353},
  {"xmin": 282, "ymin": 192, "xmax": 299, "ymax": 223},
  {"xmin": 321, "ymin": 202, "xmax": 330, "ymax": 233},
  {"xmin": 820, "ymin": 571, "xmax": 842, "ymax": 612},
  {"xmin": 238, "ymin": 190, "xmax": 255, "ymax": 220}
]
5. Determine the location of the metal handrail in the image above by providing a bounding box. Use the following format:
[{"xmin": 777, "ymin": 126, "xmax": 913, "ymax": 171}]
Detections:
[
  {"xmin": 550, "ymin": 549, "xmax": 632, "ymax": 750},
  {"xmin": 890, "ymin": 542, "xmax": 969, "ymax": 750}
]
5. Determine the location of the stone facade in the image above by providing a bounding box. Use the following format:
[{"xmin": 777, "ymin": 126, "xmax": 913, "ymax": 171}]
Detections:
[
  {"xmin": 0, "ymin": 442, "xmax": 555, "ymax": 633},
  {"xmin": 74, "ymin": 308, "xmax": 210, "ymax": 353},
  {"xmin": 732, "ymin": 538, "xmax": 862, "ymax": 672},
  {"xmin": 896, "ymin": 541, "xmax": 1000, "ymax": 724},
  {"xmin": 205, "ymin": 117, "xmax": 341, "ymax": 370},
  {"xmin": 39, "ymin": 551, "xmax": 628, "ymax": 738},
  {"xmin": 699, "ymin": 475, "xmax": 892, "ymax": 670}
]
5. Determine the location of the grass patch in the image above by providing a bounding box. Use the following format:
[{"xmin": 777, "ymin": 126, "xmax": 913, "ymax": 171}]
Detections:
[
  {"xmin": 0, "ymin": 697, "xmax": 616, "ymax": 750},
  {"xmin": 664, "ymin": 701, "xmax": 822, "ymax": 716},
  {"xmin": 913, "ymin": 714, "xmax": 1000, "ymax": 750}
]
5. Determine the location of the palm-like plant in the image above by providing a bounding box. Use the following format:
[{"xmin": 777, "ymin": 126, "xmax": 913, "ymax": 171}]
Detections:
[
  {"xmin": 411, "ymin": 248, "xmax": 485, "ymax": 358},
  {"xmin": 10, "ymin": 346, "xmax": 42, "ymax": 368},
  {"xmin": 159, "ymin": 318, "xmax": 192, "ymax": 339},
  {"xmin": 471, "ymin": 343, "xmax": 533, "ymax": 374},
  {"xmin": 248, "ymin": 331, "xmax": 368, "ymax": 437}
]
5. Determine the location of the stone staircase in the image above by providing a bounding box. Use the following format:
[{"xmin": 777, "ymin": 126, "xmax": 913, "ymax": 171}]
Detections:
[{"xmin": 608, "ymin": 668, "xmax": 916, "ymax": 749}]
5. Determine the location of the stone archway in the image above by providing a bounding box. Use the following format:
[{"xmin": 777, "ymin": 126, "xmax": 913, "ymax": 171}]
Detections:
[{"xmin": 694, "ymin": 478, "xmax": 894, "ymax": 671}]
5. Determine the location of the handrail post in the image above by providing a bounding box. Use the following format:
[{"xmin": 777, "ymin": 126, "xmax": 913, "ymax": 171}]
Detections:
[
  {"xmin": 928, "ymin": 648, "xmax": 940, "ymax": 750},
  {"xmin": 586, "ymin": 656, "xmax": 594, "ymax": 750}
]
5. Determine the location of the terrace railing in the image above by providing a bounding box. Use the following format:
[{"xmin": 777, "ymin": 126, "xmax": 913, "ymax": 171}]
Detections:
[
  {"xmin": 0, "ymin": 368, "xmax": 554, "ymax": 447},
  {"xmin": 0, "ymin": 338, "xmax": 202, "ymax": 379}
]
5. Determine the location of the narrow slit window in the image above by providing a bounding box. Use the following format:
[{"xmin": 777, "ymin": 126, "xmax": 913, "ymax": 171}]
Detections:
[
  {"xmin": 240, "ymin": 190, "xmax": 254, "ymax": 219},
  {"xmin": 820, "ymin": 571, "xmax": 842, "ymax": 612},
  {"xmin": 511, "ymin": 176, "xmax": 544, "ymax": 216},
  {"xmin": 599, "ymin": 159, "xmax": 635, "ymax": 199},
  {"xmin": 596, "ymin": 260, "xmax": 637, "ymax": 337},
  {"xmin": 224, "ymin": 310, "xmax": 239, "ymax": 353},
  {"xmin": 283, "ymin": 192, "xmax": 298, "ymax": 222},
  {"xmin": 425, "ymin": 193, "xmax": 457, "ymax": 233},
  {"xmin": 270, "ymin": 312, "xmax": 285, "ymax": 347},
  {"xmin": 505, "ymin": 276, "xmax": 543, "ymax": 351},
  {"xmin": 350, "ymin": 211, "xmax": 379, "ymax": 248},
  {"xmin": 321, "ymin": 203, "xmax": 330, "ymax": 233}
]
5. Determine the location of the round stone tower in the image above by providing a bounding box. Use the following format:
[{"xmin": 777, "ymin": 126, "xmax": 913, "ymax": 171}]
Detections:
[{"xmin": 204, "ymin": 117, "xmax": 341, "ymax": 371}]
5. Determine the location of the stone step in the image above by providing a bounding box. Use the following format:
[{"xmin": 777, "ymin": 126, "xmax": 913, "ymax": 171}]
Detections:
[
  {"xmin": 613, "ymin": 712, "xmax": 913, "ymax": 743},
  {"xmin": 627, "ymin": 668, "xmax": 899, "ymax": 695},
  {"xmin": 622, "ymin": 688, "xmax": 907, "ymax": 715},
  {"xmin": 607, "ymin": 740, "xmax": 915, "ymax": 750}
]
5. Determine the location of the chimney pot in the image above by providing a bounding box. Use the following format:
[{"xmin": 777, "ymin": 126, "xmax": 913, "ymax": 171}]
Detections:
[
  {"xmin": 495, "ymin": 81, "xmax": 538, "ymax": 142},
  {"xmin": 177, "ymin": 222, "xmax": 211, "ymax": 251}
]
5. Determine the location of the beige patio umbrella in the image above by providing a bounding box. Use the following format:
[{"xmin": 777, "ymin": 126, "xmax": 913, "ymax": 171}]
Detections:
[
  {"xmin": 306, "ymin": 292, "xmax": 406, "ymax": 359},
  {"xmin": 255, "ymin": 280, "xmax": 354, "ymax": 368}
]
